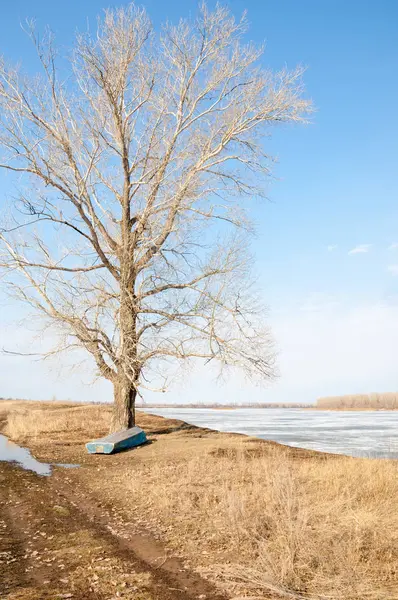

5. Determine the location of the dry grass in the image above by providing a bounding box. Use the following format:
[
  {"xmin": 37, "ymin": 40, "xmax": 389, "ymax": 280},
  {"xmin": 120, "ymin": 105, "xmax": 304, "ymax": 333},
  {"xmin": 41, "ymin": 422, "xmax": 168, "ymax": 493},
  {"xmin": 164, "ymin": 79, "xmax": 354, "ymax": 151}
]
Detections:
[
  {"xmin": 110, "ymin": 442, "xmax": 398, "ymax": 599},
  {"xmin": 1, "ymin": 400, "xmax": 112, "ymax": 441},
  {"xmin": 2, "ymin": 401, "xmax": 398, "ymax": 599}
]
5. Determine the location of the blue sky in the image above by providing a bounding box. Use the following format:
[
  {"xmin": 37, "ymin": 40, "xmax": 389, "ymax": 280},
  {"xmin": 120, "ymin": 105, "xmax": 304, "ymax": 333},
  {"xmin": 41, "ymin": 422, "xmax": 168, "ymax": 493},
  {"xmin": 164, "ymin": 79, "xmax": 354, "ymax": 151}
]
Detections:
[{"xmin": 0, "ymin": 0, "xmax": 398, "ymax": 403}]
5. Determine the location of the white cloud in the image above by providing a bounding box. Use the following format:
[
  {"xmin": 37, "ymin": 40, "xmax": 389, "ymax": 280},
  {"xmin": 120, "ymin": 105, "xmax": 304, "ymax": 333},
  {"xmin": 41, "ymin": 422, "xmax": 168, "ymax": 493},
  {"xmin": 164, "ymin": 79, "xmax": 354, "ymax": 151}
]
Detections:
[
  {"xmin": 327, "ymin": 245, "xmax": 337, "ymax": 252},
  {"xmin": 387, "ymin": 265, "xmax": 398, "ymax": 276},
  {"xmin": 348, "ymin": 244, "xmax": 372, "ymax": 255},
  {"xmin": 150, "ymin": 302, "xmax": 398, "ymax": 405},
  {"xmin": 389, "ymin": 243, "xmax": 398, "ymax": 250},
  {"xmin": 299, "ymin": 293, "xmax": 340, "ymax": 313},
  {"xmin": 3, "ymin": 300, "xmax": 398, "ymax": 407},
  {"xmin": 269, "ymin": 303, "xmax": 398, "ymax": 400}
]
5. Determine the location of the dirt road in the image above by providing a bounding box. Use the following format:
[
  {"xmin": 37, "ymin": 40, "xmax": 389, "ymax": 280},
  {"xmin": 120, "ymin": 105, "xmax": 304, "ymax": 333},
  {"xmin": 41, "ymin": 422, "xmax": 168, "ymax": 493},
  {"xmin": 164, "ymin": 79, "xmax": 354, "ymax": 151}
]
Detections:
[{"xmin": 0, "ymin": 460, "xmax": 227, "ymax": 600}]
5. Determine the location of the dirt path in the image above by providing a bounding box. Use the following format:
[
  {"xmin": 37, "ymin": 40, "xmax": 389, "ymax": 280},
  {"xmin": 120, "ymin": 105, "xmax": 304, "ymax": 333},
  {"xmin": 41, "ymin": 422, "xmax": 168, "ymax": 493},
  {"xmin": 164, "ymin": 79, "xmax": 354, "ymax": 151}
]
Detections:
[{"xmin": 0, "ymin": 461, "xmax": 227, "ymax": 600}]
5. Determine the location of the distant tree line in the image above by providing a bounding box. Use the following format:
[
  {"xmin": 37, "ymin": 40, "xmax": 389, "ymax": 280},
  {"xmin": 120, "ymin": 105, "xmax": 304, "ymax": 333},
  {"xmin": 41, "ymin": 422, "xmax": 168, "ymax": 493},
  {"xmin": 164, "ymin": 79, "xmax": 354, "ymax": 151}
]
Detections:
[
  {"xmin": 136, "ymin": 402, "xmax": 312, "ymax": 409},
  {"xmin": 316, "ymin": 393, "xmax": 398, "ymax": 410}
]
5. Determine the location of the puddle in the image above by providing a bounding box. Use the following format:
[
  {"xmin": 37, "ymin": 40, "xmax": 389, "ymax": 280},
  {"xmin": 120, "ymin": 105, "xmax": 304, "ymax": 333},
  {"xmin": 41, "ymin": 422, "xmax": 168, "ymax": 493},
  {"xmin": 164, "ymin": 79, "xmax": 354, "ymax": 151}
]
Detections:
[{"xmin": 0, "ymin": 434, "xmax": 79, "ymax": 476}]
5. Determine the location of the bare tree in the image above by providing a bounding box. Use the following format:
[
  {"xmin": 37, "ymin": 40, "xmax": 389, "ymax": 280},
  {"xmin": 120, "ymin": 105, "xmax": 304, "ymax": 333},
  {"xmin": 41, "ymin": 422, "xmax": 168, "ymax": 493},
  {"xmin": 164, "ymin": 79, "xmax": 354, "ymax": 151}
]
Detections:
[{"xmin": 0, "ymin": 4, "xmax": 311, "ymax": 431}]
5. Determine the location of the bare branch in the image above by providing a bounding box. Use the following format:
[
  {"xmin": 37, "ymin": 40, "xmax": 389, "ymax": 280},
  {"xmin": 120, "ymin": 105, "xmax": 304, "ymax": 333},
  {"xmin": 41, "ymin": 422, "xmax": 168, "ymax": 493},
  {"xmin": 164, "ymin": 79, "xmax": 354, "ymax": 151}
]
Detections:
[{"xmin": 0, "ymin": 3, "xmax": 310, "ymax": 429}]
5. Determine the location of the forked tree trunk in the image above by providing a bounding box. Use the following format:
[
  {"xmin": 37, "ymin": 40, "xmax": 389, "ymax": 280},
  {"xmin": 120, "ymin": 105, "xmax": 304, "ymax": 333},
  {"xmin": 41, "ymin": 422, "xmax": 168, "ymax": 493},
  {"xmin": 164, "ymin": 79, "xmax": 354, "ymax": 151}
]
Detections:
[{"xmin": 110, "ymin": 376, "xmax": 137, "ymax": 432}]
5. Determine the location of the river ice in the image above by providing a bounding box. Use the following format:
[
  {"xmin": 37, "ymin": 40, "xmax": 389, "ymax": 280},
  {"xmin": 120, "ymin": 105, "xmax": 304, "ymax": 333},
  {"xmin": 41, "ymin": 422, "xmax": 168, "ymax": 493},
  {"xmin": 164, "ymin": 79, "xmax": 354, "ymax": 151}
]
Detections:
[{"xmin": 141, "ymin": 408, "xmax": 398, "ymax": 458}]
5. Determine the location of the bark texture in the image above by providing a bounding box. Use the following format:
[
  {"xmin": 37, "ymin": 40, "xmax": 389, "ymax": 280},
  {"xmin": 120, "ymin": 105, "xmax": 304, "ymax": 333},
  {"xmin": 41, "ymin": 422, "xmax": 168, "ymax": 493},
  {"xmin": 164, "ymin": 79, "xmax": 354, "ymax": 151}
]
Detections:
[{"xmin": 111, "ymin": 379, "xmax": 136, "ymax": 432}]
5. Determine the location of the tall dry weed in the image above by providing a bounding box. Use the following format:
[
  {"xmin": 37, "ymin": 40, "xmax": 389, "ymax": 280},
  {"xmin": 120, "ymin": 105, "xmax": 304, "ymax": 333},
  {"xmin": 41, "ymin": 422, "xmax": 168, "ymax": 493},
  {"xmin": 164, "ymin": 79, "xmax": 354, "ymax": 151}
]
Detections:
[
  {"xmin": 126, "ymin": 443, "xmax": 398, "ymax": 598},
  {"xmin": 4, "ymin": 404, "xmax": 111, "ymax": 440}
]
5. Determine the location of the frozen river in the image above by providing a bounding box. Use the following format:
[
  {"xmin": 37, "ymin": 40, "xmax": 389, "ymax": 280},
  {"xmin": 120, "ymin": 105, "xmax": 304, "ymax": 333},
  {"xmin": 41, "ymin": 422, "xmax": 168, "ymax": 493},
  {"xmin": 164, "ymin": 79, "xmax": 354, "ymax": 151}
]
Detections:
[{"xmin": 141, "ymin": 407, "xmax": 398, "ymax": 458}]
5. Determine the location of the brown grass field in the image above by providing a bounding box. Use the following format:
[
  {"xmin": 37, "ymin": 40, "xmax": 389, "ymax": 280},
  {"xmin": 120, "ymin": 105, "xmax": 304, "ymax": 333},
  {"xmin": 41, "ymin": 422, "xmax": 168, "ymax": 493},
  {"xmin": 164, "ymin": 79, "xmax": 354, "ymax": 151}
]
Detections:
[{"xmin": 1, "ymin": 399, "xmax": 398, "ymax": 599}]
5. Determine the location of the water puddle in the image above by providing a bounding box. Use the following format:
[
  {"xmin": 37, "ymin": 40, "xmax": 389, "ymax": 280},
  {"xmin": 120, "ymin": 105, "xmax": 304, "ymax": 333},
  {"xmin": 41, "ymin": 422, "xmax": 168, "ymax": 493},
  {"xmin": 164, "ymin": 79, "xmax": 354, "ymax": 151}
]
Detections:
[{"xmin": 0, "ymin": 434, "xmax": 79, "ymax": 476}]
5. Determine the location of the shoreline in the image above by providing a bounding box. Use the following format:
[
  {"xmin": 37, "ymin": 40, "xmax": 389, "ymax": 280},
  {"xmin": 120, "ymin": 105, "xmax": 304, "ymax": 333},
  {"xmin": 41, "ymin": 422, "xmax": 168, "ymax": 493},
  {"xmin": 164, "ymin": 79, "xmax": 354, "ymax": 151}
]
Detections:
[
  {"xmin": 1, "ymin": 400, "xmax": 398, "ymax": 599},
  {"xmin": 4, "ymin": 398, "xmax": 398, "ymax": 412},
  {"xmin": 0, "ymin": 400, "xmax": 332, "ymax": 463}
]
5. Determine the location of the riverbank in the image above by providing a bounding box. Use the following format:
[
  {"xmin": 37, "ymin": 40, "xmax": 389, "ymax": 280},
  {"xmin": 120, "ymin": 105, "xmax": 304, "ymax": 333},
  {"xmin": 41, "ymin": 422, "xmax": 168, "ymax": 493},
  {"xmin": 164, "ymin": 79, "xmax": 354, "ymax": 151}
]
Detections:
[{"xmin": 1, "ymin": 400, "xmax": 398, "ymax": 599}]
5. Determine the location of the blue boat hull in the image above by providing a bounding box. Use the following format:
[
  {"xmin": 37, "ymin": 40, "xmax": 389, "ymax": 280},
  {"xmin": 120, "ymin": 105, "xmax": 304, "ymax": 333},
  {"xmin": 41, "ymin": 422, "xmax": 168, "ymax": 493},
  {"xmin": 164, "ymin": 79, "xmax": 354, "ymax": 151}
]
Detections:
[{"xmin": 86, "ymin": 426, "xmax": 147, "ymax": 454}]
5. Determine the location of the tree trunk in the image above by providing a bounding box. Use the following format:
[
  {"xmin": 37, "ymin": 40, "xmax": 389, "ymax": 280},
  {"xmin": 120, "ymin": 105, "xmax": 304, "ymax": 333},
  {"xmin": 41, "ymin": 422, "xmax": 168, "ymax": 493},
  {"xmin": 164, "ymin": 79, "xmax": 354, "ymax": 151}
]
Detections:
[{"xmin": 110, "ymin": 377, "xmax": 136, "ymax": 432}]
